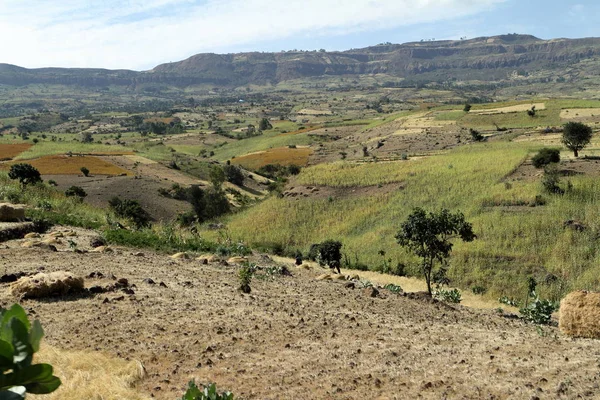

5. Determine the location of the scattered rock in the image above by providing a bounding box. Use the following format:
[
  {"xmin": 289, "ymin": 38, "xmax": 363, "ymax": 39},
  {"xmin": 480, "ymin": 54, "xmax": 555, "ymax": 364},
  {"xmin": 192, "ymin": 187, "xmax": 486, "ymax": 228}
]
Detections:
[
  {"xmin": 0, "ymin": 272, "xmax": 26, "ymax": 283},
  {"xmin": 88, "ymin": 285, "xmax": 104, "ymax": 294},
  {"xmin": 363, "ymin": 287, "xmax": 379, "ymax": 298},
  {"xmin": 143, "ymin": 278, "xmax": 156, "ymax": 285},
  {"xmin": 88, "ymin": 271, "xmax": 104, "ymax": 279},
  {"xmin": 11, "ymin": 271, "xmax": 84, "ymax": 299},
  {"xmin": 0, "ymin": 203, "xmax": 26, "ymax": 222},
  {"xmin": 159, "ymin": 282, "xmax": 168, "ymax": 288},
  {"xmin": 344, "ymin": 282, "xmax": 355, "ymax": 289},
  {"xmin": 133, "ymin": 252, "xmax": 144, "ymax": 257},
  {"xmin": 90, "ymin": 236, "xmax": 107, "ymax": 248}
]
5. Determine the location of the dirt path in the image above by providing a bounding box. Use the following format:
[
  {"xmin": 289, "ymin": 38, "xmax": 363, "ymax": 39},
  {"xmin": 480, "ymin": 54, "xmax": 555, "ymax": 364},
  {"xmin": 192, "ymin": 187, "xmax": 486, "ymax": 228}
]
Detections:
[{"xmin": 0, "ymin": 229, "xmax": 599, "ymax": 399}]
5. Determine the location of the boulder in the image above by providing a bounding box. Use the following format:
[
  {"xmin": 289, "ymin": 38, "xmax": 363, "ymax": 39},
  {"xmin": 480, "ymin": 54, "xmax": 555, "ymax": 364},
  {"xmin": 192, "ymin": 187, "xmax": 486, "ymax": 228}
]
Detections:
[
  {"xmin": 559, "ymin": 290, "xmax": 600, "ymax": 338},
  {"xmin": 11, "ymin": 271, "xmax": 84, "ymax": 299},
  {"xmin": 0, "ymin": 203, "xmax": 26, "ymax": 222}
]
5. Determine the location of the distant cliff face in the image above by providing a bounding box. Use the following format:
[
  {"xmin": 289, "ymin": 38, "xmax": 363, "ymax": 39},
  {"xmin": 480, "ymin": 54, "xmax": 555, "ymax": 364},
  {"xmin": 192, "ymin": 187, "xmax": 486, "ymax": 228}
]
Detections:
[{"xmin": 3, "ymin": 34, "xmax": 600, "ymax": 87}]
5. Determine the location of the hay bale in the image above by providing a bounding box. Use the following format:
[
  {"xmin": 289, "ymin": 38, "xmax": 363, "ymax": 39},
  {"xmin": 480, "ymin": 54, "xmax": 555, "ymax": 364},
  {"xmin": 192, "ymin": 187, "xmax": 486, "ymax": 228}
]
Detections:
[
  {"xmin": 559, "ymin": 290, "xmax": 600, "ymax": 338},
  {"xmin": 196, "ymin": 254, "xmax": 219, "ymax": 263},
  {"xmin": 316, "ymin": 274, "xmax": 332, "ymax": 281},
  {"xmin": 170, "ymin": 252, "xmax": 188, "ymax": 259},
  {"xmin": 0, "ymin": 203, "xmax": 26, "ymax": 222},
  {"xmin": 24, "ymin": 232, "xmax": 41, "ymax": 239},
  {"xmin": 227, "ymin": 256, "xmax": 248, "ymax": 264},
  {"xmin": 90, "ymin": 246, "xmax": 112, "ymax": 253},
  {"xmin": 11, "ymin": 271, "xmax": 84, "ymax": 299}
]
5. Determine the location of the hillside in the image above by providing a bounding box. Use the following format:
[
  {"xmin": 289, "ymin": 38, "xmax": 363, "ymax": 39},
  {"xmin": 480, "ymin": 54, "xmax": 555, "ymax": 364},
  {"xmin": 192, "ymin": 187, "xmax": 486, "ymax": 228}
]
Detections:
[{"xmin": 2, "ymin": 34, "xmax": 600, "ymax": 89}]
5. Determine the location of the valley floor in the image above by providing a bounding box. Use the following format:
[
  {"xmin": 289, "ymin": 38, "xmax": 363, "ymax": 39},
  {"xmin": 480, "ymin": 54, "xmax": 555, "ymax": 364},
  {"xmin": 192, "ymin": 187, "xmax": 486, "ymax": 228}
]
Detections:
[{"xmin": 0, "ymin": 228, "xmax": 599, "ymax": 399}]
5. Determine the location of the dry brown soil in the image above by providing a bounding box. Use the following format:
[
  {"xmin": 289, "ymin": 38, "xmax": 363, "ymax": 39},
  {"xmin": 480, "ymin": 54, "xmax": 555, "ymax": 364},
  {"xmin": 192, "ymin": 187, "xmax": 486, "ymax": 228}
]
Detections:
[{"xmin": 1, "ymin": 228, "xmax": 600, "ymax": 399}]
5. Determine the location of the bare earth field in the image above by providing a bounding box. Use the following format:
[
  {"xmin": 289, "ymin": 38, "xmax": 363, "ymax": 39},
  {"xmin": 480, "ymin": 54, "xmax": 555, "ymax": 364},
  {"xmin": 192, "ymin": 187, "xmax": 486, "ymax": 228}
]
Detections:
[{"xmin": 1, "ymin": 229, "xmax": 600, "ymax": 399}]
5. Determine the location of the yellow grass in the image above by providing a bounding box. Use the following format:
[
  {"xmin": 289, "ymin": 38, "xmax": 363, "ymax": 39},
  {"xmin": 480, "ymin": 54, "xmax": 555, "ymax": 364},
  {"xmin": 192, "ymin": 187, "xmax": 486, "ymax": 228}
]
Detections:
[
  {"xmin": 37, "ymin": 345, "xmax": 149, "ymax": 400},
  {"xmin": 0, "ymin": 143, "xmax": 33, "ymax": 160},
  {"xmin": 560, "ymin": 108, "xmax": 600, "ymax": 119},
  {"xmin": 1, "ymin": 155, "xmax": 132, "ymax": 175},
  {"xmin": 471, "ymin": 103, "xmax": 546, "ymax": 115},
  {"xmin": 231, "ymin": 147, "xmax": 313, "ymax": 169}
]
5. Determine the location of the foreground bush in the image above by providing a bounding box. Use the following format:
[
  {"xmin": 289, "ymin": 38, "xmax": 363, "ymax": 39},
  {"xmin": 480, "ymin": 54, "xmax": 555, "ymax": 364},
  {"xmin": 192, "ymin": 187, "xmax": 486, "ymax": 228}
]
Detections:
[
  {"xmin": 531, "ymin": 148, "xmax": 560, "ymax": 168},
  {"xmin": 0, "ymin": 304, "xmax": 61, "ymax": 398},
  {"xmin": 180, "ymin": 381, "xmax": 233, "ymax": 400},
  {"xmin": 108, "ymin": 197, "xmax": 151, "ymax": 229}
]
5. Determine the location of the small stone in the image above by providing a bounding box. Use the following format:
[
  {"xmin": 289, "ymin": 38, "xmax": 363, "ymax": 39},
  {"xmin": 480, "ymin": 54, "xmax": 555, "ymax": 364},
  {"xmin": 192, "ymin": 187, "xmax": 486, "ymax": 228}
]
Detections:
[{"xmin": 143, "ymin": 278, "xmax": 156, "ymax": 285}]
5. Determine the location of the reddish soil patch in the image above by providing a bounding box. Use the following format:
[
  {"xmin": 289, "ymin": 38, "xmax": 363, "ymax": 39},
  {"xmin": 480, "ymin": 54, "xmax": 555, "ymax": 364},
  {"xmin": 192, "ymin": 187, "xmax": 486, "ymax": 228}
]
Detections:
[
  {"xmin": 0, "ymin": 143, "xmax": 33, "ymax": 160},
  {"xmin": 1, "ymin": 155, "xmax": 131, "ymax": 176},
  {"xmin": 0, "ymin": 238, "xmax": 599, "ymax": 399}
]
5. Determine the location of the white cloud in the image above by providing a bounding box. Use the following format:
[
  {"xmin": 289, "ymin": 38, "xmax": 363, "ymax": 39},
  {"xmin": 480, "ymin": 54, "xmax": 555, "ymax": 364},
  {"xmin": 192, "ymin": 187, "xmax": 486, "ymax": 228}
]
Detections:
[{"xmin": 0, "ymin": 0, "xmax": 505, "ymax": 70}]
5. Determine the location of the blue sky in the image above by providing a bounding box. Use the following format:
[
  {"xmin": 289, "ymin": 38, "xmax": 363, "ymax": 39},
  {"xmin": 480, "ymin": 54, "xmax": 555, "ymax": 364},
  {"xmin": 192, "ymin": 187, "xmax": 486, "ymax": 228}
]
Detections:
[{"xmin": 0, "ymin": 0, "xmax": 597, "ymax": 70}]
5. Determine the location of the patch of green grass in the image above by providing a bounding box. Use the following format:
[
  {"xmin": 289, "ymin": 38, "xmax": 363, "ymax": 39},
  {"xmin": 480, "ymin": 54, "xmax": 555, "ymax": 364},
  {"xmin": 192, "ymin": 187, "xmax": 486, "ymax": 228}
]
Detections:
[
  {"xmin": 435, "ymin": 111, "xmax": 466, "ymax": 121},
  {"xmin": 15, "ymin": 141, "xmax": 132, "ymax": 160}
]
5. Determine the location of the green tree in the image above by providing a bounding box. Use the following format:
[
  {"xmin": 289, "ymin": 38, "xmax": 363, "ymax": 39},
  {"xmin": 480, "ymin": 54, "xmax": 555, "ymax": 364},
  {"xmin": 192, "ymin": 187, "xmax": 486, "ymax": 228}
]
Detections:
[
  {"xmin": 562, "ymin": 121, "xmax": 592, "ymax": 157},
  {"xmin": 80, "ymin": 167, "xmax": 90, "ymax": 177},
  {"xmin": 314, "ymin": 240, "xmax": 343, "ymax": 274},
  {"xmin": 396, "ymin": 208, "xmax": 475, "ymax": 295},
  {"xmin": 8, "ymin": 164, "xmax": 42, "ymax": 187},
  {"xmin": 463, "ymin": 103, "xmax": 472, "ymax": 112},
  {"xmin": 108, "ymin": 197, "xmax": 151, "ymax": 229},
  {"xmin": 209, "ymin": 166, "xmax": 226, "ymax": 190},
  {"xmin": 223, "ymin": 164, "xmax": 244, "ymax": 186},
  {"xmin": 65, "ymin": 186, "xmax": 87, "ymax": 201},
  {"xmin": 258, "ymin": 118, "xmax": 272, "ymax": 131}
]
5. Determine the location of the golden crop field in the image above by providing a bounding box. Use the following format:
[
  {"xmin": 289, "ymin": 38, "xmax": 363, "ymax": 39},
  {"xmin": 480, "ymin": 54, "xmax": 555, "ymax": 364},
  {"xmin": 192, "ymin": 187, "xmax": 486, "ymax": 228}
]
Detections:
[
  {"xmin": 231, "ymin": 147, "xmax": 313, "ymax": 170},
  {"xmin": 1, "ymin": 155, "xmax": 132, "ymax": 175},
  {"xmin": 0, "ymin": 143, "xmax": 33, "ymax": 160}
]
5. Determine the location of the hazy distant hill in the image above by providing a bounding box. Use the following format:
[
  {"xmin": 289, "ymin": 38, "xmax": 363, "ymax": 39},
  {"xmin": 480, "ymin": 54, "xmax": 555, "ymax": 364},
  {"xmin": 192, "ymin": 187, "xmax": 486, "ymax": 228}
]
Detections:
[{"xmin": 2, "ymin": 34, "xmax": 600, "ymax": 88}]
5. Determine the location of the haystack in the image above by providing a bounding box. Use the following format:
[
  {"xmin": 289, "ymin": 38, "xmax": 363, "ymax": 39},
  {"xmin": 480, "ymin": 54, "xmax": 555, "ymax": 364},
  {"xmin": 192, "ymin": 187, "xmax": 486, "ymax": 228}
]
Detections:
[
  {"xmin": 11, "ymin": 271, "xmax": 84, "ymax": 299},
  {"xmin": 559, "ymin": 290, "xmax": 600, "ymax": 338}
]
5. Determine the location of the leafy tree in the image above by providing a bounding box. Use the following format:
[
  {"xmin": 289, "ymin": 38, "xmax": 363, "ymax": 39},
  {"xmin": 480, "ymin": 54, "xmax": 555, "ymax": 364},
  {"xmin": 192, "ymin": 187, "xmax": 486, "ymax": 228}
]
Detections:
[
  {"xmin": 463, "ymin": 103, "xmax": 472, "ymax": 112},
  {"xmin": 532, "ymin": 148, "xmax": 560, "ymax": 168},
  {"xmin": 209, "ymin": 167, "xmax": 226, "ymax": 190},
  {"xmin": 80, "ymin": 167, "xmax": 90, "ymax": 177},
  {"xmin": 0, "ymin": 304, "xmax": 61, "ymax": 398},
  {"xmin": 108, "ymin": 197, "xmax": 151, "ymax": 229},
  {"xmin": 187, "ymin": 185, "xmax": 230, "ymax": 222},
  {"xmin": 396, "ymin": 208, "xmax": 475, "ymax": 295},
  {"xmin": 527, "ymin": 105, "xmax": 536, "ymax": 117},
  {"xmin": 258, "ymin": 118, "xmax": 272, "ymax": 131},
  {"xmin": 313, "ymin": 240, "xmax": 342, "ymax": 273},
  {"xmin": 65, "ymin": 186, "xmax": 87, "ymax": 200},
  {"xmin": 8, "ymin": 164, "xmax": 42, "ymax": 187},
  {"xmin": 223, "ymin": 164, "xmax": 244, "ymax": 186},
  {"xmin": 562, "ymin": 121, "xmax": 592, "ymax": 157}
]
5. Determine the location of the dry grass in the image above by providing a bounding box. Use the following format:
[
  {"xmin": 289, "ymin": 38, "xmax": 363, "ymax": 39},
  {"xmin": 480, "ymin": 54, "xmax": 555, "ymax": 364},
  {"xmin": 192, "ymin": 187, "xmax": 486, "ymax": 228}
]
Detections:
[
  {"xmin": 231, "ymin": 147, "xmax": 312, "ymax": 169},
  {"xmin": 1, "ymin": 155, "xmax": 132, "ymax": 175},
  {"xmin": 37, "ymin": 346, "xmax": 149, "ymax": 400},
  {"xmin": 560, "ymin": 108, "xmax": 600, "ymax": 119},
  {"xmin": 276, "ymin": 126, "xmax": 319, "ymax": 137},
  {"xmin": 0, "ymin": 143, "xmax": 33, "ymax": 160},
  {"xmin": 471, "ymin": 103, "xmax": 546, "ymax": 115}
]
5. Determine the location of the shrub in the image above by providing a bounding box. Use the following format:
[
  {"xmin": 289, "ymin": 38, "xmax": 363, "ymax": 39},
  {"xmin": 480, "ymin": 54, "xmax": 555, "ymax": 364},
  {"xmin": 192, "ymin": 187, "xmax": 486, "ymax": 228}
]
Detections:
[
  {"xmin": 434, "ymin": 288, "xmax": 462, "ymax": 303},
  {"xmin": 180, "ymin": 381, "xmax": 233, "ymax": 400},
  {"xmin": 238, "ymin": 265, "xmax": 254, "ymax": 294},
  {"xmin": 47, "ymin": 180, "xmax": 57, "ymax": 187},
  {"xmin": 520, "ymin": 297, "xmax": 558, "ymax": 325},
  {"xmin": 0, "ymin": 304, "xmax": 61, "ymax": 397},
  {"xmin": 80, "ymin": 166, "xmax": 90, "ymax": 177},
  {"xmin": 313, "ymin": 240, "xmax": 342, "ymax": 273},
  {"xmin": 531, "ymin": 148, "xmax": 560, "ymax": 168},
  {"xmin": 384, "ymin": 284, "xmax": 403, "ymax": 294},
  {"xmin": 8, "ymin": 164, "xmax": 42, "ymax": 187},
  {"xmin": 108, "ymin": 197, "xmax": 151, "ymax": 229},
  {"xmin": 469, "ymin": 128, "xmax": 484, "ymax": 142},
  {"xmin": 65, "ymin": 186, "xmax": 87, "ymax": 200},
  {"xmin": 541, "ymin": 164, "xmax": 564, "ymax": 194},
  {"xmin": 471, "ymin": 286, "xmax": 487, "ymax": 295},
  {"xmin": 463, "ymin": 103, "xmax": 472, "ymax": 112}
]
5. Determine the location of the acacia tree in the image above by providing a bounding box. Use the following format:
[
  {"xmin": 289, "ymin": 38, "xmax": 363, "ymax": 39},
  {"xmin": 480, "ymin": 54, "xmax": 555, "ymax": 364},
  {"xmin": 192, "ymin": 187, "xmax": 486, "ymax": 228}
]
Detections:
[
  {"xmin": 396, "ymin": 208, "xmax": 475, "ymax": 295},
  {"xmin": 8, "ymin": 163, "xmax": 42, "ymax": 187},
  {"xmin": 562, "ymin": 122, "xmax": 592, "ymax": 157}
]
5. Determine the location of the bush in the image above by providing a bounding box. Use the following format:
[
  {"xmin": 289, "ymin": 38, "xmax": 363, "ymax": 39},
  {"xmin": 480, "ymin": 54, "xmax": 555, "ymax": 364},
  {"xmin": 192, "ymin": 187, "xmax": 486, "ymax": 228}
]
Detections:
[
  {"xmin": 312, "ymin": 240, "xmax": 342, "ymax": 273},
  {"xmin": 463, "ymin": 103, "xmax": 472, "ymax": 112},
  {"xmin": 469, "ymin": 128, "xmax": 484, "ymax": 142},
  {"xmin": 541, "ymin": 164, "xmax": 564, "ymax": 194},
  {"xmin": 471, "ymin": 286, "xmax": 487, "ymax": 295},
  {"xmin": 520, "ymin": 297, "xmax": 558, "ymax": 325},
  {"xmin": 532, "ymin": 148, "xmax": 560, "ymax": 168},
  {"xmin": 65, "ymin": 186, "xmax": 87, "ymax": 200},
  {"xmin": 8, "ymin": 163, "xmax": 42, "ymax": 186},
  {"xmin": 180, "ymin": 381, "xmax": 233, "ymax": 400},
  {"xmin": 108, "ymin": 197, "xmax": 151, "ymax": 229},
  {"xmin": 80, "ymin": 166, "xmax": 90, "ymax": 177},
  {"xmin": 0, "ymin": 304, "xmax": 61, "ymax": 397},
  {"xmin": 238, "ymin": 264, "xmax": 254, "ymax": 294},
  {"xmin": 434, "ymin": 288, "xmax": 462, "ymax": 303}
]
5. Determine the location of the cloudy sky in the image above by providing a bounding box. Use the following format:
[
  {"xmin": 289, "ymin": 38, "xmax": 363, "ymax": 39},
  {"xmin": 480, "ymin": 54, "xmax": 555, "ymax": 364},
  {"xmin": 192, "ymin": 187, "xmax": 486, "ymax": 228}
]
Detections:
[{"xmin": 0, "ymin": 0, "xmax": 597, "ymax": 70}]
